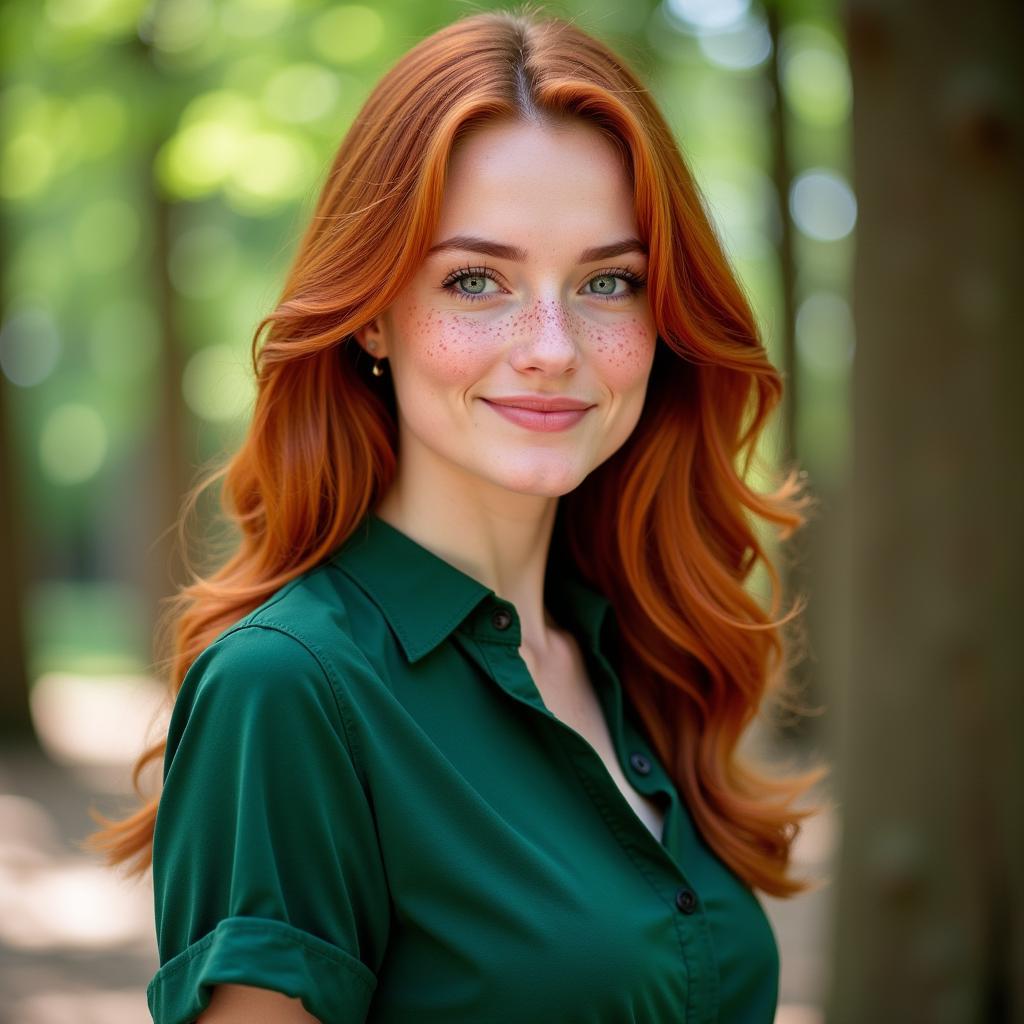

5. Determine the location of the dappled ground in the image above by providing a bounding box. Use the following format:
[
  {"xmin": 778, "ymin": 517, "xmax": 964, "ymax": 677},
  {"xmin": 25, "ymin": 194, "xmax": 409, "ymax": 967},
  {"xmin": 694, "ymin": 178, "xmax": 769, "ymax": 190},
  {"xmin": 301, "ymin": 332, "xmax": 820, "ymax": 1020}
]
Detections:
[
  {"xmin": 0, "ymin": 674, "xmax": 164, "ymax": 1024},
  {"xmin": 0, "ymin": 674, "xmax": 835, "ymax": 1024}
]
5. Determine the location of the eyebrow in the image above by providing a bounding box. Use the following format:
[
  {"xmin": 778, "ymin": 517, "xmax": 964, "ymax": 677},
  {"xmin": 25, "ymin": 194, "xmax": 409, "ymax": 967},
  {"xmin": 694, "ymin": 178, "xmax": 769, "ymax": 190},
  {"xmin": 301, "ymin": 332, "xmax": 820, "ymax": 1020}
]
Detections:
[{"xmin": 425, "ymin": 235, "xmax": 648, "ymax": 264}]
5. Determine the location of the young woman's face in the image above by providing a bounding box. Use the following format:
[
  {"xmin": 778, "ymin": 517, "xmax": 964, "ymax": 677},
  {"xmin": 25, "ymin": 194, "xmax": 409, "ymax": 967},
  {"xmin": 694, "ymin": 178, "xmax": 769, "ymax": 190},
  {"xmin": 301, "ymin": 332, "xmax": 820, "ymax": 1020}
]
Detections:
[{"xmin": 360, "ymin": 117, "xmax": 657, "ymax": 499}]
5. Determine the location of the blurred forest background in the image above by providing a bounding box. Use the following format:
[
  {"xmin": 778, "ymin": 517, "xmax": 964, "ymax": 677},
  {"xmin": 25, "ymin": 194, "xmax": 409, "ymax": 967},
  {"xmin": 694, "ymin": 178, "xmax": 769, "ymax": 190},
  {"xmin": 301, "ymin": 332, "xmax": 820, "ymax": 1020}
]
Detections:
[{"xmin": 0, "ymin": 0, "xmax": 1019, "ymax": 1022}]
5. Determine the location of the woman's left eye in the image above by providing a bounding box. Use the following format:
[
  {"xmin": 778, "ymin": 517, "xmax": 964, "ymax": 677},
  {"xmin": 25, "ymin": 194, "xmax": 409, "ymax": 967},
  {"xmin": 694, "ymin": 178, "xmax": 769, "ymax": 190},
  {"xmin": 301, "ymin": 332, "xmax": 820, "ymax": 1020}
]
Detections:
[
  {"xmin": 439, "ymin": 266, "xmax": 647, "ymax": 304},
  {"xmin": 585, "ymin": 272, "xmax": 640, "ymax": 300}
]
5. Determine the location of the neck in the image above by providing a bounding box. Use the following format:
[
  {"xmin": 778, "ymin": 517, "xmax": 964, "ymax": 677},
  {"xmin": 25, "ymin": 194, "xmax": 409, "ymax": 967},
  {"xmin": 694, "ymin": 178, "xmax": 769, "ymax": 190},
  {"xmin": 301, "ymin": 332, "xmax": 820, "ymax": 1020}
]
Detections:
[{"xmin": 373, "ymin": 450, "xmax": 563, "ymax": 655}]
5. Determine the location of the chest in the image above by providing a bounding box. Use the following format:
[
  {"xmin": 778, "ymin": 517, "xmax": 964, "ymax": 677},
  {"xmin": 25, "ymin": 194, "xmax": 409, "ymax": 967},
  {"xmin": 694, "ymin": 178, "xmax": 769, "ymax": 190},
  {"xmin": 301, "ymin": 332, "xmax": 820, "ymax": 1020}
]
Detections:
[{"xmin": 520, "ymin": 636, "xmax": 666, "ymax": 845}]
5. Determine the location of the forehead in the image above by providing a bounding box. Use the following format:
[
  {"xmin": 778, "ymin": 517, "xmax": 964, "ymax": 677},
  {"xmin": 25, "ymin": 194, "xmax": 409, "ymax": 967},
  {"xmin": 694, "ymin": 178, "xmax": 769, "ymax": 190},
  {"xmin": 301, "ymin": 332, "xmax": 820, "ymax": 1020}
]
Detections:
[{"xmin": 437, "ymin": 118, "xmax": 638, "ymax": 242}]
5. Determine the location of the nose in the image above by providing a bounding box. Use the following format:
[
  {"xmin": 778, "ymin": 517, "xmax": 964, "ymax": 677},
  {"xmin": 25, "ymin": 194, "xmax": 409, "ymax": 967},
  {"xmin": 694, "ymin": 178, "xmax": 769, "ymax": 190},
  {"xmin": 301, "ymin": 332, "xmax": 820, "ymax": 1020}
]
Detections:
[{"xmin": 508, "ymin": 299, "xmax": 581, "ymax": 375}]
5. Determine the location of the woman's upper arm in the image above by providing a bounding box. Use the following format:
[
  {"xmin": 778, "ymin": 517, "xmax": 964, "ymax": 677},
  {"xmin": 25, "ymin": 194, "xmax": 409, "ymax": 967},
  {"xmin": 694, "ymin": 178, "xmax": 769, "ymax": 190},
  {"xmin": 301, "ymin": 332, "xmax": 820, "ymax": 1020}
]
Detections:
[
  {"xmin": 196, "ymin": 983, "xmax": 322, "ymax": 1023},
  {"xmin": 147, "ymin": 625, "xmax": 388, "ymax": 1024}
]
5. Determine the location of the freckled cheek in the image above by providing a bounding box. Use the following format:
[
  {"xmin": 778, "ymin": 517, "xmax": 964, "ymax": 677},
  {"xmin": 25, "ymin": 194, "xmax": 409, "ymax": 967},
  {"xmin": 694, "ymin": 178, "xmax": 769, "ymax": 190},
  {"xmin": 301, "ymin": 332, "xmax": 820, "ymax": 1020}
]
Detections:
[
  {"xmin": 587, "ymin": 319, "xmax": 657, "ymax": 390},
  {"xmin": 396, "ymin": 310, "xmax": 499, "ymax": 387}
]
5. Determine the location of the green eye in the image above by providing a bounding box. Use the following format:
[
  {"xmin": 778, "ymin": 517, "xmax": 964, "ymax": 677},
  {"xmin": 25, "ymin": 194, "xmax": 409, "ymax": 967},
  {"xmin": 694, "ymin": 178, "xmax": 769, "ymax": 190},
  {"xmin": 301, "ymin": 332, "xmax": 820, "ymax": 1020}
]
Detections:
[
  {"xmin": 440, "ymin": 266, "xmax": 500, "ymax": 303},
  {"xmin": 585, "ymin": 268, "xmax": 647, "ymax": 301},
  {"xmin": 441, "ymin": 265, "xmax": 646, "ymax": 305},
  {"xmin": 460, "ymin": 275, "xmax": 488, "ymax": 294}
]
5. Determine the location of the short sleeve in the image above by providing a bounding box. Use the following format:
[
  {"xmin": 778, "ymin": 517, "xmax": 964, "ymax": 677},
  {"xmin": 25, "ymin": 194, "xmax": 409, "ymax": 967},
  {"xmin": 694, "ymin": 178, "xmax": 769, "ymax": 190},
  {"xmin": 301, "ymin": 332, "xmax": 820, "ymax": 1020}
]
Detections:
[{"xmin": 147, "ymin": 624, "xmax": 390, "ymax": 1024}]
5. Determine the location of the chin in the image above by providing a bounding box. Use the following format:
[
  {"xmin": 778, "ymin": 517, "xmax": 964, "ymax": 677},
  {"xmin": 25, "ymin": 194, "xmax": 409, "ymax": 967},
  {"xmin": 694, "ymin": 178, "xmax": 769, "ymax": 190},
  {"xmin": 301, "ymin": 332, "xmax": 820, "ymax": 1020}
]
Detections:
[{"xmin": 484, "ymin": 461, "xmax": 588, "ymax": 497}]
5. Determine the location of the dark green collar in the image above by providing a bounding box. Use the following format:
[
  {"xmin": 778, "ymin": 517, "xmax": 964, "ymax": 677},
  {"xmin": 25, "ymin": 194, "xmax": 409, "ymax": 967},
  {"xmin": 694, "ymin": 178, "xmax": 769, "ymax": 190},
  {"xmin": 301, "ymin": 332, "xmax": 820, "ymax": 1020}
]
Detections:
[{"xmin": 330, "ymin": 511, "xmax": 611, "ymax": 663}]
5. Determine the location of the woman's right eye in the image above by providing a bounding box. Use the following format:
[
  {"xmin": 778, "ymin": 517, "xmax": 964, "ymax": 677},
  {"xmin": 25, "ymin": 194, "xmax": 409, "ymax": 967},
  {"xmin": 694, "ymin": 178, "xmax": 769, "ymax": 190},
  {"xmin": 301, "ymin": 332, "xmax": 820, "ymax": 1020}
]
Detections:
[{"xmin": 440, "ymin": 267, "xmax": 502, "ymax": 303}]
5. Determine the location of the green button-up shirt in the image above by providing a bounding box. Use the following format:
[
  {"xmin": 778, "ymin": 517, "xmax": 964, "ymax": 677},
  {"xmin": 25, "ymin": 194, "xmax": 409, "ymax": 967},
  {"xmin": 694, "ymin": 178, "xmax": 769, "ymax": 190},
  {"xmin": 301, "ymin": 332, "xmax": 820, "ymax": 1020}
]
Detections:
[{"xmin": 149, "ymin": 511, "xmax": 779, "ymax": 1023}]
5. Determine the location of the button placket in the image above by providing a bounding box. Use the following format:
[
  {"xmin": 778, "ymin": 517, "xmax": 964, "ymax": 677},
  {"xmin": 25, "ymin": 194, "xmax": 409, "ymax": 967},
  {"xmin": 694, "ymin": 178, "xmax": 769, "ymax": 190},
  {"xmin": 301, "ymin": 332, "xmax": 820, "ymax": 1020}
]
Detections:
[
  {"xmin": 464, "ymin": 602, "xmax": 719, "ymax": 1017},
  {"xmin": 463, "ymin": 590, "xmax": 721, "ymax": 1019}
]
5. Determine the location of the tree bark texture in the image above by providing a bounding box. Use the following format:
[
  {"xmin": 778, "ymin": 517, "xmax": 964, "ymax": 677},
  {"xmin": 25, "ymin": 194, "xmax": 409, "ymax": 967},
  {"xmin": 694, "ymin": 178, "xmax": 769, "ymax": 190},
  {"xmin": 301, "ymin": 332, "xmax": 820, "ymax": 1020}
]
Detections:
[{"xmin": 830, "ymin": 2, "xmax": 1023, "ymax": 1021}]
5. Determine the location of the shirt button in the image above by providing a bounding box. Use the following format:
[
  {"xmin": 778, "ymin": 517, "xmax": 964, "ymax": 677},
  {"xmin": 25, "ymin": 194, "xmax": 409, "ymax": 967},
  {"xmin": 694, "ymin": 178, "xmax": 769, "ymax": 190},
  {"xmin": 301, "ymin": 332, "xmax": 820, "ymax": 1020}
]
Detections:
[
  {"xmin": 629, "ymin": 752, "xmax": 652, "ymax": 775},
  {"xmin": 491, "ymin": 608, "xmax": 513, "ymax": 630},
  {"xmin": 675, "ymin": 887, "xmax": 698, "ymax": 914}
]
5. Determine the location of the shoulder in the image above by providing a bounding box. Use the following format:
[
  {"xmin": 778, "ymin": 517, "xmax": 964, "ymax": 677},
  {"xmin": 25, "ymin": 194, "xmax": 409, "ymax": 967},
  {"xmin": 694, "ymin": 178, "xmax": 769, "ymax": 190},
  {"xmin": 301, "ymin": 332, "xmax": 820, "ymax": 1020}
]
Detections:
[
  {"xmin": 167, "ymin": 557, "xmax": 395, "ymax": 770},
  {"xmin": 163, "ymin": 618, "xmax": 379, "ymax": 801},
  {"xmin": 171, "ymin": 561, "xmax": 384, "ymax": 756},
  {"xmin": 230, "ymin": 558, "xmax": 362, "ymax": 662},
  {"xmin": 196, "ymin": 559, "xmax": 379, "ymax": 699},
  {"xmin": 186, "ymin": 621, "xmax": 332, "ymax": 707},
  {"xmin": 167, "ymin": 625, "xmax": 340, "ymax": 753}
]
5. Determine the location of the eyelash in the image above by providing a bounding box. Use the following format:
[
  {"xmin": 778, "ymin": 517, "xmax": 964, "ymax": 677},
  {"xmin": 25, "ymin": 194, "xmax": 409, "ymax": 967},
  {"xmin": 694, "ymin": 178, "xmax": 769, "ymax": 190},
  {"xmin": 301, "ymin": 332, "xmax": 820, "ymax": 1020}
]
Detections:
[{"xmin": 439, "ymin": 264, "xmax": 648, "ymax": 304}]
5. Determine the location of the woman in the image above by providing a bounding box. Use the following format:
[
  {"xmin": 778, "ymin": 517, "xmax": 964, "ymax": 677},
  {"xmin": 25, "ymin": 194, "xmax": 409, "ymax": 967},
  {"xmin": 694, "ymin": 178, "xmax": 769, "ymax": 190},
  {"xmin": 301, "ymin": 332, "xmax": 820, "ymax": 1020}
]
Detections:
[{"xmin": 87, "ymin": 7, "xmax": 829, "ymax": 1022}]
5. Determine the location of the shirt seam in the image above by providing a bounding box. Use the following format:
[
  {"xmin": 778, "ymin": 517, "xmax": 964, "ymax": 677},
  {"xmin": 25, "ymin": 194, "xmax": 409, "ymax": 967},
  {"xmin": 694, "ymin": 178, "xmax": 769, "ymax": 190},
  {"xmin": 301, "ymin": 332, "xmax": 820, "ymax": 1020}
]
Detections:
[
  {"xmin": 211, "ymin": 620, "xmax": 366, "ymax": 791},
  {"xmin": 231, "ymin": 573, "xmax": 310, "ymax": 628},
  {"xmin": 204, "ymin": 619, "xmax": 396, "ymax": 913}
]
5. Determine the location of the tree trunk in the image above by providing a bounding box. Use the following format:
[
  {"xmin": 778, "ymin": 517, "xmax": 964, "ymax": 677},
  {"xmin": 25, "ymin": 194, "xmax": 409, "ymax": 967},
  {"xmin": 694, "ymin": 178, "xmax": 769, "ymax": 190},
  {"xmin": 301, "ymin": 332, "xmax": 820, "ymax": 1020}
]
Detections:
[
  {"xmin": 0, "ymin": 202, "xmax": 36, "ymax": 740},
  {"xmin": 829, "ymin": 2, "xmax": 1024, "ymax": 1021},
  {"xmin": 0, "ymin": 359, "xmax": 35, "ymax": 740}
]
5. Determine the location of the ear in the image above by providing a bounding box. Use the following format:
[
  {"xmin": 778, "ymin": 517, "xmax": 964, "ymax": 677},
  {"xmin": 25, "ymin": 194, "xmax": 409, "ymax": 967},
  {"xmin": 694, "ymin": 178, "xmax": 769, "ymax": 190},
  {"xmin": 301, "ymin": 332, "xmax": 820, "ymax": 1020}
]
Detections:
[{"xmin": 353, "ymin": 316, "xmax": 388, "ymax": 358}]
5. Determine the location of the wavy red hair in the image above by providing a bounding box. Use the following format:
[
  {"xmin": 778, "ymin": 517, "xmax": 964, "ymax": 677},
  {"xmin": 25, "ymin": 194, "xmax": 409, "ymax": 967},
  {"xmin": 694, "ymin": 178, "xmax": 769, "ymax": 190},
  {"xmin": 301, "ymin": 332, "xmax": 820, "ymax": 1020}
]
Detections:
[{"xmin": 85, "ymin": 4, "xmax": 829, "ymax": 898}]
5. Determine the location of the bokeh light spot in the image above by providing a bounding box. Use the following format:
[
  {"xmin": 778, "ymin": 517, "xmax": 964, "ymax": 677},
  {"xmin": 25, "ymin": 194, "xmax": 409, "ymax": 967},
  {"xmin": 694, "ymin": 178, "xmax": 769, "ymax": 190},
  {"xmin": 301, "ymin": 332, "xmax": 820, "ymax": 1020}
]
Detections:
[
  {"xmin": 182, "ymin": 344, "xmax": 255, "ymax": 422},
  {"xmin": 1, "ymin": 133, "xmax": 55, "ymax": 200},
  {"xmin": 40, "ymin": 404, "xmax": 108, "ymax": 485},
  {"xmin": 783, "ymin": 43, "xmax": 852, "ymax": 125},
  {"xmin": 45, "ymin": 0, "xmax": 140, "ymax": 34},
  {"xmin": 158, "ymin": 120, "xmax": 244, "ymax": 197},
  {"xmin": 220, "ymin": 0, "xmax": 291, "ymax": 38},
  {"xmin": 263, "ymin": 63, "xmax": 341, "ymax": 124},
  {"xmin": 156, "ymin": 91, "xmax": 258, "ymax": 198},
  {"xmin": 45, "ymin": 0, "xmax": 109, "ymax": 28},
  {"xmin": 151, "ymin": 0, "xmax": 213, "ymax": 53},
  {"xmin": 789, "ymin": 169, "xmax": 857, "ymax": 241},
  {"xmin": 225, "ymin": 132, "xmax": 316, "ymax": 210},
  {"xmin": 0, "ymin": 305, "xmax": 62, "ymax": 387},
  {"xmin": 698, "ymin": 12, "xmax": 772, "ymax": 70},
  {"xmin": 312, "ymin": 6, "xmax": 384, "ymax": 64},
  {"xmin": 665, "ymin": 0, "xmax": 750, "ymax": 33}
]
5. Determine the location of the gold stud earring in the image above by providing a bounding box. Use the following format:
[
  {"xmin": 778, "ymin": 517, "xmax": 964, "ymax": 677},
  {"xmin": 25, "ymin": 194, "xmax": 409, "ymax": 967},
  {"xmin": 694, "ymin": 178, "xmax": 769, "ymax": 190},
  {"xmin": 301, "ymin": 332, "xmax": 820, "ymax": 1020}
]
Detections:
[{"xmin": 365, "ymin": 339, "xmax": 385, "ymax": 376}]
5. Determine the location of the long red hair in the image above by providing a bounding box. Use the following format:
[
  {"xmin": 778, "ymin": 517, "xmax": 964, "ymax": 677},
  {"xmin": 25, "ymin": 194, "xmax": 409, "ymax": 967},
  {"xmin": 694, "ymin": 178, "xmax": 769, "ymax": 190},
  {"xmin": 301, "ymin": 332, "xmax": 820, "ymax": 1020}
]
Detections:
[{"xmin": 85, "ymin": 4, "xmax": 829, "ymax": 898}]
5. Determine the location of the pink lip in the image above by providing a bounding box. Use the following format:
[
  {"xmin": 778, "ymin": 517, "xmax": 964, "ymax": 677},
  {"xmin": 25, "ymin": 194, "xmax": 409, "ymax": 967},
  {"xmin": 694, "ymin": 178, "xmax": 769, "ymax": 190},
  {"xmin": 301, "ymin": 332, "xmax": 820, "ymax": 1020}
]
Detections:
[
  {"xmin": 485, "ymin": 395, "xmax": 594, "ymax": 412},
  {"xmin": 481, "ymin": 398, "xmax": 592, "ymax": 432}
]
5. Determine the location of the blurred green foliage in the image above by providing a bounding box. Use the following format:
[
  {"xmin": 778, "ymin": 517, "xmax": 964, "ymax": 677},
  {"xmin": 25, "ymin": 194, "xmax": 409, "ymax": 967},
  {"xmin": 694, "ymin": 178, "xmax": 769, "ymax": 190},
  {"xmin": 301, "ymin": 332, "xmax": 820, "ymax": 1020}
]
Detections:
[{"xmin": 0, "ymin": 0, "xmax": 850, "ymax": 677}]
